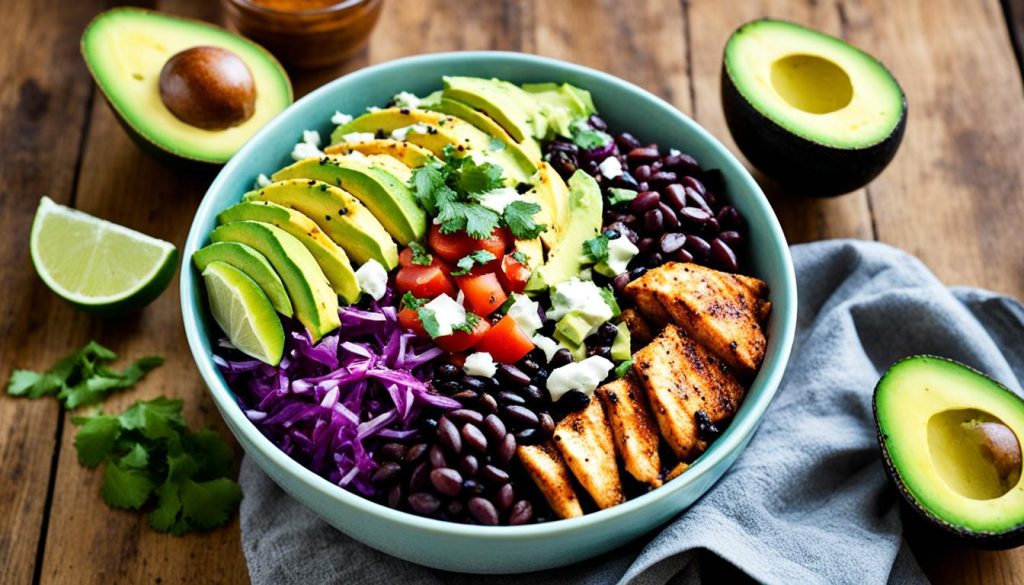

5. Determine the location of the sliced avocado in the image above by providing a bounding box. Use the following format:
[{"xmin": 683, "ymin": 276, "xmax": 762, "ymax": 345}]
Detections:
[
  {"xmin": 333, "ymin": 108, "xmax": 535, "ymax": 184},
  {"xmin": 874, "ymin": 356, "xmax": 1024, "ymax": 548},
  {"xmin": 81, "ymin": 8, "xmax": 292, "ymax": 164},
  {"xmin": 514, "ymin": 237, "xmax": 544, "ymax": 270},
  {"xmin": 210, "ymin": 221, "xmax": 339, "ymax": 342},
  {"xmin": 192, "ymin": 241, "xmax": 293, "ymax": 317},
  {"xmin": 723, "ymin": 19, "xmax": 906, "ymax": 197},
  {"xmin": 555, "ymin": 311, "xmax": 593, "ymax": 347},
  {"xmin": 323, "ymin": 139, "xmax": 436, "ymax": 168},
  {"xmin": 217, "ymin": 201, "xmax": 360, "ymax": 303},
  {"xmin": 526, "ymin": 170, "xmax": 602, "ymax": 292},
  {"xmin": 363, "ymin": 153, "xmax": 414, "ymax": 184},
  {"xmin": 522, "ymin": 82, "xmax": 596, "ymax": 139},
  {"xmin": 244, "ymin": 179, "xmax": 398, "ymax": 270},
  {"xmin": 272, "ymin": 155, "xmax": 425, "ymax": 245},
  {"xmin": 420, "ymin": 91, "xmax": 543, "ymax": 162},
  {"xmin": 610, "ymin": 322, "xmax": 631, "ymax": 362},
  {"xmin": 531, "ymin": 162, "xmax": 570, "ymax": 250},
  {"xmin": 442, "ymin": 77, "xmax": 543, "ymax": 142}
]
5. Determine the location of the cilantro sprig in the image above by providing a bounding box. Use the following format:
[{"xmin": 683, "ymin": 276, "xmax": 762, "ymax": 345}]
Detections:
[
  {"xmin": 73, "ymin": 398, "xmax": 241, "ymax": 534},
  {"xmin": 408, "ymin": 241, "xmax": 433, "ymax": 266},
  {"xmin": 6, "ymin": 341, "xmax": 163, "ymax": 409},
  {"xmin": 452, "ymin": 250, "xmax": 497, "ymax": 276},
  {"xmin": 583, "ymin": 234, "xmax": 611, "ymax": 263},
  {"xmin": 571, "ymin": 119, "xmax": 612, "ymax": 151},
  {"xmin": 410, "ymin": 146, "xmax": 546, "ymax": 240}
]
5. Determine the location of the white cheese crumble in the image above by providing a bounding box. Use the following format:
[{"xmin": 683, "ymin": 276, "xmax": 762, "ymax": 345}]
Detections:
[
  {"xmin": 390, "ymin": 123, "xmax": 432, "ymax": 141},
  {"xmin": 464, "ymin": 352, "xmax": 498, "ymax": 378},
  {"xmin": 547, "ymin": 278, "xmax": 613, "ymax": 325},
  {"xmin": 423, "ymin": 294, "xmax": 467, "ymax": 337},
  {"xmin": 302, "ymin": 130, "xmax": 322, "ymax": 147},
  {"xmin": 340, "ymin": 132, "xmax": 376, "ymax": 144},
  {"xmin": 546, "ymin": 356, "xmax": 614, "ymax": 400},
  {"xmin": 602, "ymin": 236, "xmax": 639, "ymax": 276},
  {"xmin": 392, "ymin": 91, "xmax": 422, "ymax": 109},
  {"xmin": 506, "ymin": 294, "xmax": 542, "ymax": 336},
  {"xmin": 331, "ymin": 111, "xmax": 353, "ymax": 125},
  {"xmin": 669, "ymin": 148, "xmax": 681, "ymax": 156},
  {"xmin": 354, "ymin": 259, "xmax": 388, "ymax": 301},
  {"xmin": 531, "ymin": 334, "xmax": 562, "ymax": 363},
  {"xmin": 291, "ymin": 141, "xmax": 324, "ymax": 161},
  {"xmin": 255, "ymin": 173, "xmax": 271, "ymax": 188},
  {"xmin": 367, "ymin": 105, "xmax": 382, "ymax": 112},
  {"xmin": 477, "ymin": 187, "xmax": 521, "ymax": 214},
  {"xmin": 598, "ymin": 156, "xmax": 623, "ymax": 179}
]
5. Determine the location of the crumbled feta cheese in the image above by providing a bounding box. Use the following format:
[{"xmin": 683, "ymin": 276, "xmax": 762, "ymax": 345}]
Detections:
[
  {"xmin": 367, "ymin": 105, "xmax": 381, "ymax": 112},
  {"xmin": 390, "ymin": 123, "xmax": 432, "ymax": 141},
  {"xmin": 669, "ymin": 148, "xmax": 681, "ymax": 156},
  {"xmin": 331, "ymin": 111, "xmax": 353, "ymax": 125},
  {"xmin": 423, "ymin": 294, "xmax": 466, "ymax": 337},
  {"xmin": 464, "ymin": 352, "xmax": 497, "ymax": 378},
  {"xmin": 598, "ymin": 156, "xmax": 623, "ymax": 179},
  {"xmin": 340, "ymin": 132, "xmax": 376, "ymax": 144},
  {"xmin": 477, "ymin": 187, "xmax": 521, "ymax": 214},
  {"xmin": 291, "ymin": 141, "xmax": 323, "ymax": 161},
  {"xmin": 354, "ymin": 259, "xmax": 388, "ymax": 301},
  {"xmin": 302, "ymin": 130, "xmax": 322, "ymax": 147},
  {"xmin": 531, "ymin": 334, "xmax": 562, "ymax": 363},
  {"xmin": 546, "ymin": 356, "xmax": 614, "ymax": 400},
  {"xmin": 506, "ymin": 294, "xmax": 542, "ymax": 336},
  {"xmin": 255, "ymin": 173, "xmax": 271, "ymax": 188},
  {"xmin": 392, "ymin": 91, "xmax": 421, "ymax": 109},
  {"xmin": 602, "ymin": 236, "xmax": 639, "ymax": 276},
  {"xmin": 578, "ymin": 268, "xmax": 594, "ymax": 282}
]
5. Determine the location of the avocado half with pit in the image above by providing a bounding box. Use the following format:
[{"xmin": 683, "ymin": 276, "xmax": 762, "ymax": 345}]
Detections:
[
  {"xmin": 722, "ymin": 19, "xmax": 906, "ymax": 197},
  {"xmin": 874, "ymin": 356, "xmax": 1024, "ymax": 548},
  {"xmin": 82, "ymin": 8, "xmax": 292, "ymax": 164}
]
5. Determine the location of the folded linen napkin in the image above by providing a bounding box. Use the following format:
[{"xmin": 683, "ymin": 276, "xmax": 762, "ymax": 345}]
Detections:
[{"xmin": 239, "ymin": 240, "xmax": 1024, "ymax": 584}]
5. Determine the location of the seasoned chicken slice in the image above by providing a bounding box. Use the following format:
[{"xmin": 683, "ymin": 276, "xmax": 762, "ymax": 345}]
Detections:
[
  {"xmin": 632, "ymin": 324, "xmax": 745, "ymax": 460},
  {"xmin": 663, "ymin": 462, "xmax": 690, "ymax": 483},
  {"xmin": 517, "ymin": 442, "xmax": 583, "ymax": 519},
  {"xmin": 620, "ymin": 307, "xmax": 657, "ymax": 347},
  {"xmin": 625, "ymin": 262, "xmax": 770, "ymax": 376},
  {"xmin": 553, "ymin": 399, "xmax": 624, "ymax": 510},
  {"xmin": 596, "ymin": 376, "xmax": 662, "ymax": 487}
]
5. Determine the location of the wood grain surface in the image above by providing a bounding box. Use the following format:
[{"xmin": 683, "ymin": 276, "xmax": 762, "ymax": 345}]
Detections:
[{"xmin": 1, "ymin": 1, "xmax": 1022, "ymax": 583}]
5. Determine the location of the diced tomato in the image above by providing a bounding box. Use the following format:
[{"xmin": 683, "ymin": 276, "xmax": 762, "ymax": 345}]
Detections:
[
  {"xmin": 428, "ymin": 224, "xmax": 510, "ymax": 263},
  {"xmin": 456, "ymin": 272, "xmax": 508, "ymax": 317},
  {"xmin": 447, "ymin": 353, "xmax": 467, "ymax": 368},
  {"xmin": 395, "ymin": 264, "xmax": 456, "ymax": 298},
  {"xmin": 434, "ymin": 316, "xmax": 491, "ymax": 353},
  {"xmin": 498, "ymin": 253, "xmax": 531, "ymax": 293},
  {"xmin": 475, "ymin": 315, "xmax": 535, "ymax": 364},
  {"xmin": 397, "ymin": 307, "xmax": 427, "ymax": 337}
]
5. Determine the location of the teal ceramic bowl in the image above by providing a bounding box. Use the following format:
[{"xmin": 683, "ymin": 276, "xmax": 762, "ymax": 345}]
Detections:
[{"xmin": 182, "ymin": 51, "xmax": 797, "ymax": 574}]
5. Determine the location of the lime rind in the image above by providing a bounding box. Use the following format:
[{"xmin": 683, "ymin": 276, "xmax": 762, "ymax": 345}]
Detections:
[{"xmin": 201, "ymin": 261, "xmax": 284, "ymax": 365}]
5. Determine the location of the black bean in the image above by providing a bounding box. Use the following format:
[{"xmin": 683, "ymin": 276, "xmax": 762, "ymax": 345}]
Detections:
[
  {"xmin": 595, "ymin": 322, "xmax": 617, "ymax": 343},
  {"xmin": 681, "ymin": 175, "xmax": 706, "ymax": 195},
  {"xmin": 663, "ymin": 183, "xmax": 687, "ymax": 211},
  {"xmin": 550, "ymin": 348, "xmax": 574, "ymax": 369},
  {"xmin": 548, "ymin": 139, "xmax": 579, "ymax": 155},
  {"xmin": 408, "ymin": 492, "xmax": 441, "ymax": 515},
  {"xmin": 503, "ymin": 405, "xmax": 539, "ymax": 427},
  {"xmin": 462, "ymin": 423, "xmax": 489, "ymax": 453},
  {"xmin": 703, "ymin": 190, "xmax": 719, "ymax": 209},
  {"xmin": 587, "ymin": 114, "xmax": 608, "ymax": 131},
  {"xmin": 660, "ymin": 232, "xmax": 687, "ymax": 255},
  {"xmin": 588, "ymin": 344, "xmax": 613, "ymax": 360},
  {"xmin": 710, "ymin": 238, "xmax": 739, "ymax": 272},
  {"xmin": 549, "ymin": 150, "xmax": 577, "ymax": 177},
  {"xmin": 437, "ymin": 417, "xmax": 462, "ymax": 454},
  {"xmin": 608, "ymin": 221, "xmax": 638, "ymax": 244},
  {"xmin": 436, "ymin": 379, "xmax": 461, "ymax": 393},
  {"xmin": 627, "ymin": 146, "xmax": 660, "ymax": 166},
  {"xmin": 629, "ymin": 265, "xmax": 648, "ymax": 280},
  {"xmin": 482, "ymin": 464, "xmax": 510, "ymax": 485},
  {"xmin": 430, "ymin": 467, "xmax": 464, "ymax": 497},
  {"xmin": 658, "ymin": 202, "xmax": 680, "ymax": 230},
  {"xmin": 462, "ymin": 377, "xmax": 488, "ymax": 392},
  {"xmin": 498, "ymin": 364, "xmax": 531, "ymax": 386},
  {"xmin": 615, "ymin": 132, "xmax": 642, "ymax": 152},
  {"xmin": 387, "ymin": 485, "xmax": 402, "ymax": 508},
  {"xmin": 515, "ymin": 428, "xmax": 542, "ymax": 445},
  {"xmin": 459, "ymin": 453, "xmax": 479, "ymax": 476},
  {"xmin": 557, "ymin": 390, "xmax": 591, "ymax": 413},
  {"xmin": 448, "ymin": 408, "xmax": 484, "ymax": 425},
  {"xmin": 498, "ymin": 390, "xmax": 527, "ymax": 406},
  {"xmin": 531, "ymin": 368, "xmax": 549, "ymax": 383},
  {"xmin": 447, "ymin": 500, "xmax": 465, "ymax": 517},
  {"xmin": 408, "ymin": 461, "xmax": 430, "ymax": 491},
  {"xmin": 496, "ymin": 483, "xmax": 515, "ymax": 511},
  {"xmin": 663, "ymin": 153, "xmax": 699, "ymax": 174},
  {"xmin": 418, "ymin": 417, "xmax": 439, "ymax": 438},
  {"xmin": 612, "ymin": 271, "xmax": 631, "ymax": 294},
  {"xmin": 483, "ymin": 414, "xmax": 507, "ymax": 442},
  {"xmin": 679, "ymin": 206, "xmax": 713, "ymax": 226},
  {"xmin": 405, "ymin": 443, "xmax": 428, "ymax": 463},
  {"xmin": 538, "ymin": 412, "xmax": 555, "ymax": 437},
  {"xmin": 451, "ymin": 389, "xmax": 479, "ymax": 403},
  {"xmin": 684, "ymin": 235, "xmax": 711, "ymax": 262},
  {"xmin": 380, "ymin": 442, "xmax": 406, "ymax": 462},
  {"xmin": 463, "ymin": 478, "xmax": 484, "ymax": 494},
  {"xmin": 649, "ymin": 160, "xmax": 663, "ymax": 173},
  {"xmin": 636, "ymin": 237, "xmax": 655, "ymax": 254},
  {"xmin": 496, "ymin": 432, "xmax": 517, "ymax": 464},
  {"xmin": 649, "ymin": 171, "xmax": 678, "ymax": 188},
  {"xmin": 468, "ymin": 497, "xmax": 499, "ymax": 526},
  {"xmin": 685, "ymin": 187, "xmax": 713, "ymax": 214},
  {"xmin": 429, "ymin": 444, "xmax": 448, "ymax": 468},
  {"xmin": 633, "ymin": 164, "xmax": 652, "ymax": 182},
  {"xmin": 717, "ymin": 205, "xmax": 743, "ymax": 230},
  {"xmin": 611, "ymin": 171, "xmax": 639, "ymax": 190},
  {"xmin": 645, "ymin": 252, "xmax": 664, "ymax": 268},
  {"xmin": 522, "ymin": 384, "xmax": 547, "ymax": 405},
  {"xmin": 476, "ymin": 392, "xmax": 499, "ymax": 414},
  {"xmin": 509, "ymin": 500, "xmax": 534, "ymax": 525},
  {"xmin": 643, "ymin": 208, "xmax": 664, "ymax": 233},
  {"xmin": 718, "ymin": 230, "xmax": 744, "ymax": 246},
  {"xmin": 637, "ymin": 181, "xmax": 650, "ymax": 192},
  {"xmin": 371, "ymin": 462, "xmax": 402, "ymax": 484},
  {"xmin": 436, "ymin": 363, "xmax": 459, "ymax": 380},
  {"xmin": 674, "ymin": 248, "xmax": 695, "ymax": 263},
  {"xmin": 519, "ymin": 358, "xmax": 541, "ymax": 374},
  {"xmin": 628, "ymin": 191, "xmax": 660, "ymax": 214}
]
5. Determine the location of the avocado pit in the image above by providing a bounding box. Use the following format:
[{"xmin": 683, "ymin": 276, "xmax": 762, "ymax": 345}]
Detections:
[
  {"xmin": 769, "ymin": 54, "xmax": 853, "ymax": 115},
  {"xmin": 159, "ymin": 46, "xmax": 257, "ymax": 130},
  {"xmin": 928, "ymin": 409, "xmax": 1021, "ymax": 500}
]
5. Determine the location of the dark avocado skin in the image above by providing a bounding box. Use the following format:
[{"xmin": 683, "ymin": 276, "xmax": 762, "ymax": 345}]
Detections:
[
  {"xmin": 872, "ymin": 355, "xmax": 1024, "ymax": 550},
  {"xmin": 721, "ymin": 62, "xmax": 907, "ymax": 198}
]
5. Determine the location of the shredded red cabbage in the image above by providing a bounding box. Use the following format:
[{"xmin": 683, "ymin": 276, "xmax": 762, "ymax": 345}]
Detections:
[{"xmin": 214, "ymin": 289, "xmax": 455, "ymax": 497}]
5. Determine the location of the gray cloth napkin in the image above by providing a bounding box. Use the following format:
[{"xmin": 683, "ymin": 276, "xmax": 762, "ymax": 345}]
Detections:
[{"xmin": 239, "ymin": 239, "xmax": 1024, "ymax": 584}]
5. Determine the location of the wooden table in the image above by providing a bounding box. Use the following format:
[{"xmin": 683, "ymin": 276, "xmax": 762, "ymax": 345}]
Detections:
[{"xmin": 2, "ymin": 0, "xmax": 1022, "ymax": 583}]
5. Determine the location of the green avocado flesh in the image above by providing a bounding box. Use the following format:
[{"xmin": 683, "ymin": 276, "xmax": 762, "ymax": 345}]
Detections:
[
  {"xmin": 724, "ymin": 19, "xmax": 903, "ymax": 149},
  {"xmin": 210, "ymin": 221, "xmax": 339, "ymax": 342},
  {"xmin": 875, "ymin": 356, "xmax": 1024, "ymax": 545},
  {"xmin": 526, "ymin": 170, "xmax": 602, "ymax": 291},
  {"xmin": 324, "ymin": 139, "xmax": 436, "ymax": 168},
  {"xmin": 81, "ymin": 8, "xmax": 292, "ymax": 164},
  {"xmin": 419, "ymin": 92, "xmax": 543, "ymax": 163},
  {"xmin": 192, "ymin": 241, "xmax": 293, "ymax": 317},
  {"xmin": 216, "ymin": 201, "xmax": 360, "ymax": 304}
]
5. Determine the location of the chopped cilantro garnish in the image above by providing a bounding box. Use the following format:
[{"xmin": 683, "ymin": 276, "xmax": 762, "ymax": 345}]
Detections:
[
  {"xmin": 456, "ymin": 159, "xmax": 505, "ymax": 196},
  {"xmin": 408, "ymin": 241, "xmax": 433, "ymax": 266},
  {"xmin": 583, "ymin": 234, "xmax": 610, "ymax": 263},
  {"xmin": 452, "ymin": 250, "xmax": 497, "ymax": 276},
  {"xmin": 73, "ymin": 397, "xmax": 241, "ymax": 534},
  {"xmin": 452, "ymin": 312, "xmax": 482, "ymax": 333},
  {"xmin": 6, "ymin": 340, "xmax": 163, "ymax": 409},
  {"xmin": 502, "ymin": 201, "xmax": 547, "ymax": 240},
  {"xmin": 614, "ymin": 359, "xmax": 633, "ymax": 378},
  {"xmin": 571, "ymin": 120, "xmax": 612, "ymax": 150},
  {"xmin": 607, "ymin": 187, "xmax": 638, "ymax": 206},
  {"xmin": 511, "ymin": 250, "xmax": 529, "ymax": 264},
  {"xmin": 401, "ymin": 291, "xmax": 427, "ymax": 310},
  {"xmin": 417, "ymin": 307, "xmax": 442, "ymax": 338},
  {"xmin": 599, "ymin": 286, "xmax": 621, "ymax": 317}
]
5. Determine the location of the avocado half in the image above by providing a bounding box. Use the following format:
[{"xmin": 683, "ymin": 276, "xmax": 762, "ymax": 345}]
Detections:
[
  {"xmin": 81, "ymin": 8, "xmax": 292, "ymax": 164},
  {"xmin": 722, "ymin": 19, "xmax": 906, "ymax": 197},
  {"xmin": 874, "ymin": 356, "xmax": 1024, "ymax": 548}
]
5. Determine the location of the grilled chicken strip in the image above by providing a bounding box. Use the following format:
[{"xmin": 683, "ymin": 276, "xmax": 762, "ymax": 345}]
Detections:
[
  {"xmin": 596, "ymin": 375, "xmax": 662, "ymax": 487},
  {"xmin": 517, "ymin": 442, "xmax": 584, "ymax": 519},
  {"xmin": 553, "ymin": 399, "xmax": 624, "ymax": 510}
]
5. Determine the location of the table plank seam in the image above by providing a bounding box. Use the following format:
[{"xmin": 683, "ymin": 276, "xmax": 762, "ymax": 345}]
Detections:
[
  {"xmin": 681, "ymin": 0, "xmax": 699, "ymax": 121},
  {"xmin": 999, "ymin": 0, "xmax": 1024, "ymax": 81}
]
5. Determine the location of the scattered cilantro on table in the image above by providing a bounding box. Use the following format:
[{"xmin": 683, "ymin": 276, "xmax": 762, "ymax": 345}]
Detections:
[
  {"xmin": 451, "ymin": 250, "xmax": 497, "ymax": 276},
  {"xmin": 6, "ymin": 340, "xmax": 163, "ymax": 409},
  {"xmin": 410, "ymin": 145, "xmax": 547, "ymax": 240},
  {"xmin": 73, "ymin": 397, "xmax": 242, "ymax": 534}
]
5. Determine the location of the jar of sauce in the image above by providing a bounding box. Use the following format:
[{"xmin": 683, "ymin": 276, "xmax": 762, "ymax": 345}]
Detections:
[{"xmin": 222, "ymin": 0, "xmax": 383, "ymax": 69}]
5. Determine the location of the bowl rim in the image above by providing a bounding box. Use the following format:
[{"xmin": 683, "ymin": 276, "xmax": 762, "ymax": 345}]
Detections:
[{"xmin": 181, "ymin": 50, "xmax": 797, "ymax": 539}]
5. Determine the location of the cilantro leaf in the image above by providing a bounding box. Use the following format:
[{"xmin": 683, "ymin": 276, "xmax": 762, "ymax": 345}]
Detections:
[
  {"xmin": 452, "ymin": 312, "xmax": 482, "ymax": 334},
  {"xmin": 120, "ymin": 443, "xmax": 150, "ymax": 470},
  {"xmin": 102, "ymin": 460, "xmax": 156, "ymax": 510},
  {"xmin": 401, "ymin": 291, "xmax": 427, "ymax": 311},
  {"xmin": 584, "ymin": 234, "xmax": 610, "ymax": 263},
  {"xmin": 149, "ymin": 482, "xmax": 184, "ymax": 534},
  {"xmin": 6, "ymin": 370, "xmax": 51, "ymax": 397},
  {"xmin": 457, "ymin": 159, "xmax": 505, "ymax": 196},
  {"xmin": 511, "ymin": 250, "xmax": 529, "ymax": 264},
  {"xmin": 571, "ymin": 120, "xmax": 612, "ymax": 150},
  {"xmin": 451, "ymin": 250, "xmax": 497, "ymax": 276},
  {"xmin": 598, "ymin": 286, "xmax": 621, "ymax": 317},
  {"xmin": 607, "ymin": 187, "xmax": 638, "ymax": 206},
  {"xmin": 502, "ymin": 201, "xmax": 547, "ymax": 240},
  {"xmin": 185, "ymin": 429, "xmax": 235, "ymax": 480},
  {"xmin": 417, "ymin": 307, "xmax": 442, "ymax": 338},
  {"xmin": 118, "ymin": 397, "xmax": 185, "ymax": 440},
  {"xmin": 437, "ymin": 201, "xmax": 501, "ymax": 239},
  {"xmin": 180, "ymin": 478, "xmax": 243, "ymax": 531},
  {"xmin": 408, "ymin": 241, "xmax": 433, "ymax": 266},
  {"xmin": 73, "ymin": 415, "xmax": 121, "ymax": 468}
]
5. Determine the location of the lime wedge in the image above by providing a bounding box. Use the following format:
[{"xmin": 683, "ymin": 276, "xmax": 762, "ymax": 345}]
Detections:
[
  {"xmin": 201, "ymin": 261, "xmax": 284, "ymax": 365},
  {"xmin": 30, "ymin": 196, "xmax": 178, "ymax": 315}
]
